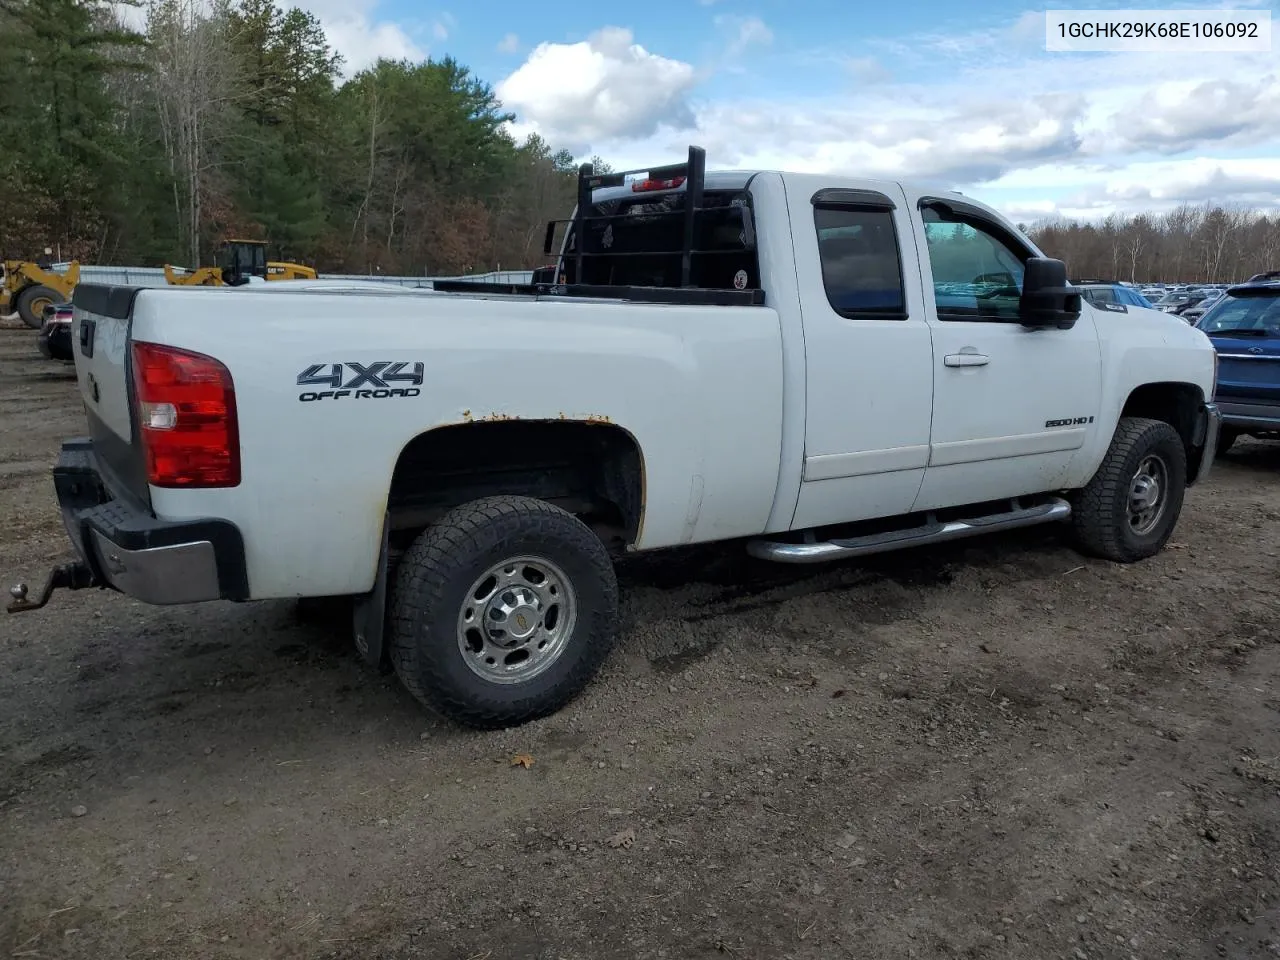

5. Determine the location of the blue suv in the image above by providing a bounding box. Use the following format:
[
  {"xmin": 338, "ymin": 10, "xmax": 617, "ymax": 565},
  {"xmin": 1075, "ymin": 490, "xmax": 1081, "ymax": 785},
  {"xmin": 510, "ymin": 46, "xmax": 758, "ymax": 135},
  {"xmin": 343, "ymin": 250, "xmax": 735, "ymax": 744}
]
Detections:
[
  {"xmin": 1196, "ymin": 274, "xmax": 1280, "ymax": 453},
  {"xmin": 1074, "ymin": 280, "xmax": 1157, "ymax": 311}
]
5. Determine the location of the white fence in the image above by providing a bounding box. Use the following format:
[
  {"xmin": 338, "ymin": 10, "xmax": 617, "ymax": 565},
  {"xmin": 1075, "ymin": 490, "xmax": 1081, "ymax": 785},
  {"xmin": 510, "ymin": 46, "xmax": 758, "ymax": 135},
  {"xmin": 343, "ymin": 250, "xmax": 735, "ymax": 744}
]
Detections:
[{"xmin": 66, "ymin": 266, "xmax": 534, "ymax": 289}]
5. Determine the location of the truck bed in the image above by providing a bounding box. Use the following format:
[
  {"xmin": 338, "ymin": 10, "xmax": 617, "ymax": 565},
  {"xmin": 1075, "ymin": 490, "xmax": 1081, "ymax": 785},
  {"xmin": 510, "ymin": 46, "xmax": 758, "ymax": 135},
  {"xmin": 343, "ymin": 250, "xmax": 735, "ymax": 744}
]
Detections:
[{"xmin": 69, "ymin": 281, "xmax": 787, "ymax": 599}]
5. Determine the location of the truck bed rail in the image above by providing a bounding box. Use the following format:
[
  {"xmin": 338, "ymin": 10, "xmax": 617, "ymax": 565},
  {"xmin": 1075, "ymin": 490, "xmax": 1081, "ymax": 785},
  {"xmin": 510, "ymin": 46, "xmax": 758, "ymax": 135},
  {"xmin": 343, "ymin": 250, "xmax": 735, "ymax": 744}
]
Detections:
[{"xmin": 428, "ymin": 279, "xmax": 765, "ymax": 307}]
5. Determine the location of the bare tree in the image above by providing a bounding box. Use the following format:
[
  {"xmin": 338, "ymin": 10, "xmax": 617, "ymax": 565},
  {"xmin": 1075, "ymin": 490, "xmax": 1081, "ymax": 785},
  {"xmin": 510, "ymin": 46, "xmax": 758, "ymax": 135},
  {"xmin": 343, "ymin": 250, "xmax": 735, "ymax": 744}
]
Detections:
[
  {"xmin": 147, "ymin": 0, "xmax": 235, "ymax": 266},
  {"xmin": 1031, "ymin": 204, "xmax": 1278, "ymax": 283}
]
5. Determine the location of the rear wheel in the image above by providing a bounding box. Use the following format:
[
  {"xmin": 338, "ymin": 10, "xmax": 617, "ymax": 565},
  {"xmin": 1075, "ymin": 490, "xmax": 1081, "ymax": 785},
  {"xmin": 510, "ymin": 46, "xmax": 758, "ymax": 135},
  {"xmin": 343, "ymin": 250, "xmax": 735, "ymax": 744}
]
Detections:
[
  {"xmin": 15, "ymin": 284, "xmax": 63, "ymax": 329},
  {"xmin": 1071, "ymin": 417, "xmax": 1187, "ymax": 563},
  {"xmin": 389, "ymin": 495, "xmax": 620, "ymax": 729}
]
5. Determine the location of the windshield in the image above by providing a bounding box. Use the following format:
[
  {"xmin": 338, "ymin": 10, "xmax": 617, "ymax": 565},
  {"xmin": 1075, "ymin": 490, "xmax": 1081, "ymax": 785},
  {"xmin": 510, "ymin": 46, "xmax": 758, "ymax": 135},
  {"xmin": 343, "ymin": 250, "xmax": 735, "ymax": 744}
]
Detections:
[{"xmin": 1197, "ymin": 293, "xmax": 1280, "ymax": 335}]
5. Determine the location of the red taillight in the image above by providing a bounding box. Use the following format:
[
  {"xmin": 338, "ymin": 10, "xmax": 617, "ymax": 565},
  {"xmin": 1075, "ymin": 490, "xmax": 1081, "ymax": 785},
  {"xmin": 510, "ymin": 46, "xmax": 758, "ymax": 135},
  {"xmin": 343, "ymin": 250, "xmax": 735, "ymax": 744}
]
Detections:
[
  {"xmin": 632, "ymin": 176, "xmax": 685, "ymax": 192},
  {"xmin": 130, "ymin": 341, "xmax": 240, "ymax": 488}
]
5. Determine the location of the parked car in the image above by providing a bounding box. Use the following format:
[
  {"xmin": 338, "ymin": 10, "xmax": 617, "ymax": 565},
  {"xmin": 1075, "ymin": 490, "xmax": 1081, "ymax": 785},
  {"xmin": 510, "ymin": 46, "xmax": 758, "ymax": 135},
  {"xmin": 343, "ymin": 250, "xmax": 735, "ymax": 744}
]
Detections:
[
  {"xmin": 1180, "ymin": 292, "xmax": 1224, "ymax": 324},
  {"xmin": 37, "ymin": 303, "xmax": 74, "ymax": 363},
  {"xmin": 1196, "ymin": 274, "xmax": 1280, "ymax": 453},
  {"xmin": 1153, "ymin": 291, "xmax": 1195, "ymax": 313},
  {"xmin": 7, "ymin": 146, "xmax": 1220, "ymax": 729},
  {"xmin": 1073, "ymin": 280, "xmax": 1157, "ymax": 311}
]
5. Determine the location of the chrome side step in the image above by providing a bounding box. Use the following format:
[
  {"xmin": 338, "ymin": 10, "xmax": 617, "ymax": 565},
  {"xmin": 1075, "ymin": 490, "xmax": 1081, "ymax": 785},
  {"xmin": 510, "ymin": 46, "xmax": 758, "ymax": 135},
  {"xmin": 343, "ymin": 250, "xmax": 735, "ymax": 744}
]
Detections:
[{"xmin": 746, "ymin": 497, "xmax": 1072, "ymax": 565}]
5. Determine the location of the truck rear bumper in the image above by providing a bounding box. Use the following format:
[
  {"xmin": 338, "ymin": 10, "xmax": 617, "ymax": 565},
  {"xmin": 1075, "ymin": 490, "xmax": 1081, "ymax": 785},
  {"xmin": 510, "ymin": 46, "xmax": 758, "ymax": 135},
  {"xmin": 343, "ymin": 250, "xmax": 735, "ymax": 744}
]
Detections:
[{"xmin": 51, "ymin": 438, "xmax": 248, "ymax": 605}]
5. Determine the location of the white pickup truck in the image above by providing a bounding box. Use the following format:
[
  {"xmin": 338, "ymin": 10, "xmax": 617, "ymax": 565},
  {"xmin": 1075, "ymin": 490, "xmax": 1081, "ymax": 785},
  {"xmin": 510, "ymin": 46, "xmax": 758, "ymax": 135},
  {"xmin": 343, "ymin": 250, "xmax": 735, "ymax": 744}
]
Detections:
[{"xmin": 9, "ymin": 147, "xmax": 1221, "ymax": 729}]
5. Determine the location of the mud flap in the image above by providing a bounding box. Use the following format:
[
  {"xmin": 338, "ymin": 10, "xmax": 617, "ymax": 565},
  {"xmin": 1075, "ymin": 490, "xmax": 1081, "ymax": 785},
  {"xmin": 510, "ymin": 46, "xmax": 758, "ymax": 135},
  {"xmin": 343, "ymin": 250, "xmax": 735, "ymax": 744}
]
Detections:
[{"xmin": 352, "ymin": 513, "xmax": 391, "ymax": 672}]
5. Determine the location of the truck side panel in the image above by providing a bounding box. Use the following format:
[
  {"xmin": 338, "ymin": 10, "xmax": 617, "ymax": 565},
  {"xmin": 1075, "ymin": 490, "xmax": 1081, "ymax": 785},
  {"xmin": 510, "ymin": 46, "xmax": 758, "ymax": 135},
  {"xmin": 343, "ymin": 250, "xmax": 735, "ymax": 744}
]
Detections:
[
  {"xmin": 129, "ymin": 288, "xmax": 785, "ymax": 599},
  {"xmin": 1063, "ymin": 308, "xmax": 1216, "ymax": 487}
]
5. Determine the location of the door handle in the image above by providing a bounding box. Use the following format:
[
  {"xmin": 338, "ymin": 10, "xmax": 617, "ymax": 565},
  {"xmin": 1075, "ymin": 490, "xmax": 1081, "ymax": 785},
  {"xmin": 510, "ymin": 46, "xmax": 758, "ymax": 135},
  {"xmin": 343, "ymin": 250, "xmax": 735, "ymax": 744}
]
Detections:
[{"xmin": 944, "ymin": 352, "xmax": 989, "ymax": 367}]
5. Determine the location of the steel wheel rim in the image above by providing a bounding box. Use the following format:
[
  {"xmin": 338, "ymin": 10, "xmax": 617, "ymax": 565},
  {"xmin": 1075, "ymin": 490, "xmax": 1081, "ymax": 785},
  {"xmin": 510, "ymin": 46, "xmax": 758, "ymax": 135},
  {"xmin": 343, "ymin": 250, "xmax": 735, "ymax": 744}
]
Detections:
[
  {"xmin": 456, "ymin": 555, "xmax": 577, "ymax": 685},
  {"xmin": 1127, "ymin": 453, "xmax": 1168, "ymax": 536},
  {"xmin": 30, "ymin": 296, "xmax": 52, "ymax": 318}
]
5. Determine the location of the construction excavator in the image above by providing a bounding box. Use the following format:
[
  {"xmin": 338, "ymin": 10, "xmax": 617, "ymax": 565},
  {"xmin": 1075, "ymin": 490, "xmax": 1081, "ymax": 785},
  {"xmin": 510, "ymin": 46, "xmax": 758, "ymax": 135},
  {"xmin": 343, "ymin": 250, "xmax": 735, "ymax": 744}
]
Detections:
[
  {"xmin": 163, "ymin": 239, "xmax": 317, "ymax": 287},
  {"xmin": 1, "ymin": 250, "xmax": 81, "ymax": 329}
]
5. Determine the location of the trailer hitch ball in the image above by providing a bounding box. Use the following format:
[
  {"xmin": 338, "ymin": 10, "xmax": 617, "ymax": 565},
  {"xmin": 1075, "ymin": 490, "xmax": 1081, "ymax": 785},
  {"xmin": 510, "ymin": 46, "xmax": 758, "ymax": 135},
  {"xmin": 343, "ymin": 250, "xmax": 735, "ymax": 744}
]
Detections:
[{"xmin": 6, "ymin": 562, "xmax": 95, "ymax": 614}]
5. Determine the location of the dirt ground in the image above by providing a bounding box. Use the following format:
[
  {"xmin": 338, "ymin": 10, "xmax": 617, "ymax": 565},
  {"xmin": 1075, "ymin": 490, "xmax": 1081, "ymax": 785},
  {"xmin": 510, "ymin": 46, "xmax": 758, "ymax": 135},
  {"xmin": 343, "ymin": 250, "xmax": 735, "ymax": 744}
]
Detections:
[{"xmin": 1, "ymin": 316, "xmax": 1279, "ymax": 960}]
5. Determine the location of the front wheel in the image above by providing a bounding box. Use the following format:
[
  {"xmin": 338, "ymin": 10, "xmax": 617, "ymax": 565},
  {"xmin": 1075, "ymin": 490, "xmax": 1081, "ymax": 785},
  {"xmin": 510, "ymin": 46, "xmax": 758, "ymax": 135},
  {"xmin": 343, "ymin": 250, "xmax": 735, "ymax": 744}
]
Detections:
[
  {"xmin": 15, "ymin": 284, "xmax": 63, "ymax": 329},
  {"xmin": 388, "ymin": 495, "xmax": 620, "ymax": 729},
  {"xmin": 1070, "ymin": 417, "xmax": 1187, "ymax": 563}
]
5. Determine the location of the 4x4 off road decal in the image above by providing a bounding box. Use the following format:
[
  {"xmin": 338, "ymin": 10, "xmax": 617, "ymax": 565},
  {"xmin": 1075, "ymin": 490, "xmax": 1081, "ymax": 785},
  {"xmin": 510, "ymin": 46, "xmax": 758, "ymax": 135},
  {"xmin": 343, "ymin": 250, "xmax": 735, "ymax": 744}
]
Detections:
[{"xmin": 296, "ymin": 361, "xmax": 424, "ymax": 401}]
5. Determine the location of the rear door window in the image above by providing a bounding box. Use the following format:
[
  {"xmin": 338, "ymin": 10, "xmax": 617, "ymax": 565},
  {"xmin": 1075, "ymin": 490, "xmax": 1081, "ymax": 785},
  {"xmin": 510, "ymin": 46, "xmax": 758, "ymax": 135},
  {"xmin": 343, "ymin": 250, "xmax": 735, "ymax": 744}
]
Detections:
[{"xmin": 813, "ymin": 206, "xmax": 906, "ymax": 319}]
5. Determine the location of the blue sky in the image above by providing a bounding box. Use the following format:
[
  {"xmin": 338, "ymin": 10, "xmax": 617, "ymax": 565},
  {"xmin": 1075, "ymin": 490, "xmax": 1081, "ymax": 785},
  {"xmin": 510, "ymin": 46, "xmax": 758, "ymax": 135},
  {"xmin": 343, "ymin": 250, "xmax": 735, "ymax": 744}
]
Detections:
[{"xmin": 305, "ymin": 0, "xmax": 1280, "ymax": 223}]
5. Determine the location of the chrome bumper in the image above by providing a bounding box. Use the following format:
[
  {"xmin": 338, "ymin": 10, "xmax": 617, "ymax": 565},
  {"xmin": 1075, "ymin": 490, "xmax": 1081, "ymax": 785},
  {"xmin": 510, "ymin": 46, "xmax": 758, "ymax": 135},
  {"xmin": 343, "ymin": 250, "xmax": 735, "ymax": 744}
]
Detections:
[
  {"xmin": 84, "ymin": 528, "xmax": 222, "ymax": 604},
  {"xmin": 51, "ymin": 439, "xmax": 246, "ymax": 606}
]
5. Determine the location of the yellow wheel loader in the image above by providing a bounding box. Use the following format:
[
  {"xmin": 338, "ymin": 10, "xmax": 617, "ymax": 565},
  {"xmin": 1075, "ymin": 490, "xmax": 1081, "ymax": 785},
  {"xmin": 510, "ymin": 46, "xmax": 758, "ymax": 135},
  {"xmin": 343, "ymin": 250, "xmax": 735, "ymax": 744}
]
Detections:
[
  {"xmin": 163, "ymin": 239, "xmax": 317, "ymax": 287},
  {"xmin": 1, "ymin": 257, "xmax": 81, "ymax": 329}
]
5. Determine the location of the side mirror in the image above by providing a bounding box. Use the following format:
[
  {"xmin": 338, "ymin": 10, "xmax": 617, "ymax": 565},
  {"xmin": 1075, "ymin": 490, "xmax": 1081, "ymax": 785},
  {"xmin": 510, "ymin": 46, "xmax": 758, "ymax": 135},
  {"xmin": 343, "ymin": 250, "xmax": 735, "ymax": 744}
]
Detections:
[{"xmin": 1020, "ymin": 257, "xmax": 1081, "ymax": 330}]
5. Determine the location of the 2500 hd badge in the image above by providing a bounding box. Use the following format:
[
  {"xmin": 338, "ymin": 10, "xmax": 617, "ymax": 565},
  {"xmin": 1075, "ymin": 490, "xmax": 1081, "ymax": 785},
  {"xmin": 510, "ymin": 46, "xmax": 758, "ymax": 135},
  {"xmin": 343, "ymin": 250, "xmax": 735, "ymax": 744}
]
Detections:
[{"xmin": 297, "ymin": 361, "xmax": 424, "ymax": 401}]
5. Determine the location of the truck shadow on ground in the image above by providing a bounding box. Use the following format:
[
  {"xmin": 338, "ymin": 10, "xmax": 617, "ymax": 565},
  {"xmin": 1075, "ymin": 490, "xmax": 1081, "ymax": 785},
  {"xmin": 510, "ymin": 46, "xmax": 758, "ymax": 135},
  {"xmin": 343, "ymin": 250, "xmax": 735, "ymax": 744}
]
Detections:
[
  {"xmin": 49, "ymin": 526, "xmax": 1084, "ymax": 747},
  {"xmin": 617, "ymin": 524, "xmax": 1081, "ymax": 600},
  {"xmin": 1220, "ymin": 439, "xmax": 1280, "ymax": 472}
]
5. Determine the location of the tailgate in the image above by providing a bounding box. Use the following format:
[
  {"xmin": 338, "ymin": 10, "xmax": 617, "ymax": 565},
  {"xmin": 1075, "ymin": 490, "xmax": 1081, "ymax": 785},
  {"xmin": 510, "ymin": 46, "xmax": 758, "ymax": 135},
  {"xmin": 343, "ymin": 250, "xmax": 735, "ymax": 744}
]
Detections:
[{"xmin": 71, "ymin": 284, "xmax": 152, "ymax": 508}]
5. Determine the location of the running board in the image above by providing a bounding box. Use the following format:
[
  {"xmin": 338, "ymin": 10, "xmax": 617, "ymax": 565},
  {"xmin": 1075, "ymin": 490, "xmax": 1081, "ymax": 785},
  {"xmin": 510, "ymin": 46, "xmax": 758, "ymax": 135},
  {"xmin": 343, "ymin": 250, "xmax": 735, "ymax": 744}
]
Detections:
[{"xmin": 746, "ymin": 497, "xmax": 1072, "ymax": 564}]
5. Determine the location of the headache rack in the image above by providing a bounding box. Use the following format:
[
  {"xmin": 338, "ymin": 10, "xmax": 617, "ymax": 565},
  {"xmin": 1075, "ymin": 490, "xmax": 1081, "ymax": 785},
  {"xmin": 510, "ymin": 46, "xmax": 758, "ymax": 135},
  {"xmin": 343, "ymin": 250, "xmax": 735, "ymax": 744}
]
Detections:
[{"xmin": 432, "ymin": 145, "xmax": 764, "ymax": 307}]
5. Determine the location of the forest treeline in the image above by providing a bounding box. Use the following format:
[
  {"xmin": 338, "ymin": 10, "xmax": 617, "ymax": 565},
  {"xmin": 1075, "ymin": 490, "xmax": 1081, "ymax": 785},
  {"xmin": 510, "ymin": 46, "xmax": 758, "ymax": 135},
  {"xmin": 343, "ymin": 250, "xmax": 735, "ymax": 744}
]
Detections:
[
  {"xmin": 0, "ymin": 0, "xmax": 608, "ymax": 274},
  {"xmin": 1026, "ymin": 206, "xmax": 1280, "ymax": 285},
  {"xmin": 2, "ymin": 0, "xmax": 1276, "ymax": 279}
]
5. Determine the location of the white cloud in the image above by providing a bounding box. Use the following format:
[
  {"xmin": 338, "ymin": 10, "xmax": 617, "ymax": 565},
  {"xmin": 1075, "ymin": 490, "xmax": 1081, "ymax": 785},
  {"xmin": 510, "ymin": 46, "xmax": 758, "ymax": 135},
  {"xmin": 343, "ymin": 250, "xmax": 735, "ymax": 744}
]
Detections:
[
  {"xmin": 1105, "ymin": 76, "xmax": 1280, "ymax": 155},
  {"xmin": 495, "ymin": 27, "xmax": 697, "ymax": 152},
  {"xmin": 497, "ymin": 32, "xmax": 520, "ymax": 54},
  {"xmin": 298, "ymin": 0, "xmax": 448, "ymax": 74},
  {"xmin": 324, "ymin": 17, "xmax": 423, "ymax": 73},
  {"xmin": 493, "ymin": 15, "xmax": 1279, "ymax": 220},
  {"xmin": 430, "ymin": 11, "xmax": 455, "ymax": 41},
  {"xmin": 714, "ymin": 14, "xmax": 773, "ymax": 57},
  {"xmin": 113, "ymin": 0, "xmax": 422, "ymax": 74},
  {"xmin": 997, "ymin": 158, "xmax": 1280, "ymax": 221},
  {"xmin": 846, "ymin": 56, "xmax": 891, "ymax": 85}
]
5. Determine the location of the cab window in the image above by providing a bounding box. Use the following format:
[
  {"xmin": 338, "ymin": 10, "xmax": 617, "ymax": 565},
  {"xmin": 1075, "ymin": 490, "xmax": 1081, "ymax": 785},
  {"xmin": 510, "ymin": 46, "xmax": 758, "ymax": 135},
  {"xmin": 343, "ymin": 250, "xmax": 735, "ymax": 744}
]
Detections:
[{"xmin": 921, "ymin": 209, "xmax": 1027, "ymax": 321}]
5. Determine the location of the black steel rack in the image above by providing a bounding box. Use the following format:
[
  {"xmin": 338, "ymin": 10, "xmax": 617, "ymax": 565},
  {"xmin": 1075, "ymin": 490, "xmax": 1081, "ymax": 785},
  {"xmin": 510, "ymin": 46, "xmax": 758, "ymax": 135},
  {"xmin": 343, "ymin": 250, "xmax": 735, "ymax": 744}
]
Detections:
[{"xmin": 432, "ymin": 145, "xmax": 764, "ymax": 307}]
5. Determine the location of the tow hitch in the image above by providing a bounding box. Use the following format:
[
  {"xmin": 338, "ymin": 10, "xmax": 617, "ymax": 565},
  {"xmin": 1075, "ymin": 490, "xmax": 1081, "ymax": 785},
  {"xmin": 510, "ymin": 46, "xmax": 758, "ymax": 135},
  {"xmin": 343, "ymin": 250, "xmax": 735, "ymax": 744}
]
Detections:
[{"xmin": 7, "ymin": 562, "xmax": 96, "ymax": 613}]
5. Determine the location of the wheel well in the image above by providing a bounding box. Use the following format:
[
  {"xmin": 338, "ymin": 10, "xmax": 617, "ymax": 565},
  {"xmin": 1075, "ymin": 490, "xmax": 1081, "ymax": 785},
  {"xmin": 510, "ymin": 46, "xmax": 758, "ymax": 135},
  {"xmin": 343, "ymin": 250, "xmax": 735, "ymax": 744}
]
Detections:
[
  {"xmin": 386, "ymin": 421, "xmax": 644, "ymax": 552},
  {"xmin": 1120, "ymin": 382, "xmax": 1204, "ymax": 477}
]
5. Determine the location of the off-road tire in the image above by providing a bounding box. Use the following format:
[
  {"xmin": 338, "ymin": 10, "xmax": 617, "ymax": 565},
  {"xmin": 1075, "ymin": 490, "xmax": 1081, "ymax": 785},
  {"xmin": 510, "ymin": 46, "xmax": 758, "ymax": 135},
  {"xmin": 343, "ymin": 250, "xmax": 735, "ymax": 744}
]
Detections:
[
  {"xmin": 1071, "ymin": 417, "xmax": 1186, "ymax": 563},
  {"xmin": 16, "ymin": 284, "xmax": 62, "ymax": 329},
  {"xmin": 389, "ymin": 495, "xmax": 619, "ymax": 729}
]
